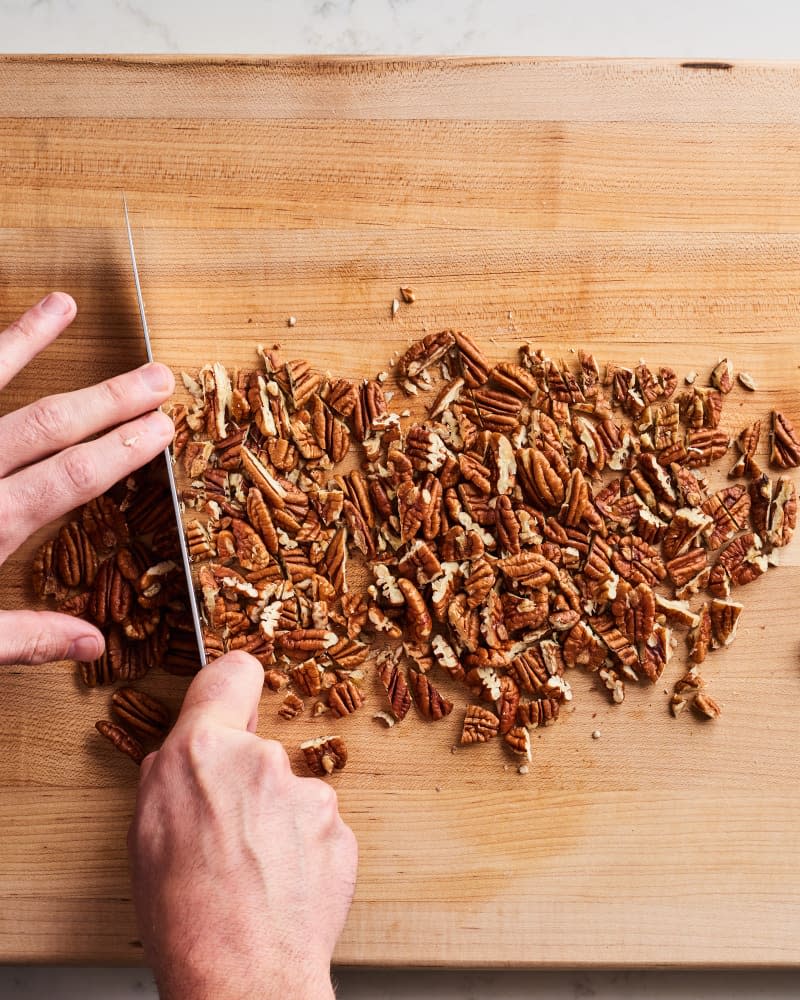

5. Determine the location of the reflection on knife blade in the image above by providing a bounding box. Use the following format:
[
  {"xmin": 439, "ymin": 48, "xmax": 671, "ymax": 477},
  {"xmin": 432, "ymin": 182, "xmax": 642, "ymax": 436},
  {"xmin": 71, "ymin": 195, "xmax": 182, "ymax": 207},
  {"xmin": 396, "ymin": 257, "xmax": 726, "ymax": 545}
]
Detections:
[{"xmin": 123, "ymin": 195, "xmax": 207, "ymax": 668}]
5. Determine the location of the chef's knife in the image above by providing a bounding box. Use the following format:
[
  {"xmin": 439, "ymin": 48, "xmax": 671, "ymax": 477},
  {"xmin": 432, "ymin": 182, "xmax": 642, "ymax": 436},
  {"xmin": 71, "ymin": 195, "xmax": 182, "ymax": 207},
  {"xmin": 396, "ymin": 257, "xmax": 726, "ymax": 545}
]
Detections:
[{"xmin": 123, "ymin": 196, "xmax": 207, "ymax": 668}]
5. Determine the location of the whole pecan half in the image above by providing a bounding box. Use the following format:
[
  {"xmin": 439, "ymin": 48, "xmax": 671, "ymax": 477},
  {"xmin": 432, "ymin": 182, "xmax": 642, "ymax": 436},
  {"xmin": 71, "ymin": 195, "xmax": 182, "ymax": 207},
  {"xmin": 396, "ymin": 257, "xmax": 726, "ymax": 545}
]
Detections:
[
  {"xmin": 770, "ymin": 411, "xmax": 800, "ymax": 469},
  {"xmin": 95, "ymin": 719, "xmax": 145, "ymax": 765},
  {"xmin": 111, "ymin": 687, "xmax": 171, "ymax": 738}
]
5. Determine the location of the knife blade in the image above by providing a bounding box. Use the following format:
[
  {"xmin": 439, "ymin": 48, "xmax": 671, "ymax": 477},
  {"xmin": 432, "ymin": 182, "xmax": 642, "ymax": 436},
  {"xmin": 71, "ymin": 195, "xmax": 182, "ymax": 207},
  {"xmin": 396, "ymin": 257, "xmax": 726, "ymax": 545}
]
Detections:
[{"xmin": 123, "ymin": 195, "xmax": 207, "ymax": 668}]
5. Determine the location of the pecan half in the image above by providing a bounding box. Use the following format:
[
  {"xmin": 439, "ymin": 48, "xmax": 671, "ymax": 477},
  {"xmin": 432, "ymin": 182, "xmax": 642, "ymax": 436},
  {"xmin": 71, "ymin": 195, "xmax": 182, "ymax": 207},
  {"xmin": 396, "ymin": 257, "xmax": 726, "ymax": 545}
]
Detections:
[
  {"xmin": 408, "ymin": 671, "xmax": 453, "ymax": 720},
  {"xmin": 516, "ymin": 697, "xmax": 560, "ymax": 729},
  {"xmin": 328, "ymin": 678, "xmax": 364, "ymax": 718},
  {"xmin": 378, "ymin": 658, "xmax": 411, "ymax": 721},
  {"xmin": 111, "ymin": 687, "xmax": 171, "ymax": 738},
  {"xmin": 56, "ymin": 521, "xmax": 98, "ymax": 589},
  {"xmin": 770, "ymin": 411, "xmax": 800, "ymax": 469},
  {"xmin": 95, "ymin": 719, "xmax": 145, "ymax": 765}
]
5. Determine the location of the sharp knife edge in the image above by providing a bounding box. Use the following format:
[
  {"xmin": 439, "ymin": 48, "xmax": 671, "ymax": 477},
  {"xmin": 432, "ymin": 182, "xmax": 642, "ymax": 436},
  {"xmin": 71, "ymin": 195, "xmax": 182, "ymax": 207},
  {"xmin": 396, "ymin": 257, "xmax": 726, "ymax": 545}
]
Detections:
[{"xmin": 123, "ymin": 196, "xmax": 208, "ymax": 668}]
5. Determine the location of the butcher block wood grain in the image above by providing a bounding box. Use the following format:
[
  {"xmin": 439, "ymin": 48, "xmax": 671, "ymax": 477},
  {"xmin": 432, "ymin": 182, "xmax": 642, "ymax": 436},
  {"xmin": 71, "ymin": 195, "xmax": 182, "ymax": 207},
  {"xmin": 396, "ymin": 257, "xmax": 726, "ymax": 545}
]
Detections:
[{"xmin": 0, "ymin": 57, "xmax": 799, "ymax": 967}]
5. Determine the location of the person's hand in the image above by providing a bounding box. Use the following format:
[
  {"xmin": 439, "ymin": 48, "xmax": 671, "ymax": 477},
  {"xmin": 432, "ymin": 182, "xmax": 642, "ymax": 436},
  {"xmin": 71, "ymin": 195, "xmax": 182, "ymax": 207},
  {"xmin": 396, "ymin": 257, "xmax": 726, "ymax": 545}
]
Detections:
[
  {"xmin": 0, "ymin": 293, "xmax": 175, "ymax": 665},
  {"xmin": 128, "ymin": 652, "xmax": 358, "ymax": 1000}
]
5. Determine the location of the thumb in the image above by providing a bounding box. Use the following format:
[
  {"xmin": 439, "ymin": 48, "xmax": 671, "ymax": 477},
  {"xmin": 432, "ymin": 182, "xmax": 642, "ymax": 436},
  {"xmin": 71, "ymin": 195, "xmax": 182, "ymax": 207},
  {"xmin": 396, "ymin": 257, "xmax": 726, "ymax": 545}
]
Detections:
[
  {"xmin": 174, "ymin": 650, "xmax": 264, "ymax": 733},
  {"xmin": 0, "ymin": 610, "xmax": 103, "ymax": 665}
]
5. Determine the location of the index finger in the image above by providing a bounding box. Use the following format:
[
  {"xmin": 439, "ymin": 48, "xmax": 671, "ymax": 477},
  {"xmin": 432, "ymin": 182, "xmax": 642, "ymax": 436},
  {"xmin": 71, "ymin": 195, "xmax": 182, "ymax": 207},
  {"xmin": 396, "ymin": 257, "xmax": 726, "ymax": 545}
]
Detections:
[
  {"xmin": 174, "ymin": 651, "xmax": 265, "ymax": 733},
  {"xmin": 0, "ymin": 293, "xmax": 77, "ymax": 392}
]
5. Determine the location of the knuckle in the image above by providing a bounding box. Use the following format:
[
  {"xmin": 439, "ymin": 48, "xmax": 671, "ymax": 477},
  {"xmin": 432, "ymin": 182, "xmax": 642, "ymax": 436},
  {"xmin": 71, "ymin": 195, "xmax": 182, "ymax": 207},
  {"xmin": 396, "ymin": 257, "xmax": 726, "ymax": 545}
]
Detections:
[
  {"xmin": 25, "ymin": 397, "xmax": 70, "ymax": 444},
  {"xmin": 101, "ymin": 373, "xmax": 131, "ymax": 408},
  {"xmin": 174, "ymin": 718, "xmax": 216, "ymax": 760},
  {"xmin": 260, "ymin": 738, "xmax": 291, "ymax": 776},
  {"xmin": 307, "ymin": 776, "xmax": 339, "ymax": 814},
  {"xmin": 60, "ymin": 447, "xmax": 98, "ymax": 497},
  {"xmin": 6, "ymin": 316, "xmax": 35, "ymax": 341}
]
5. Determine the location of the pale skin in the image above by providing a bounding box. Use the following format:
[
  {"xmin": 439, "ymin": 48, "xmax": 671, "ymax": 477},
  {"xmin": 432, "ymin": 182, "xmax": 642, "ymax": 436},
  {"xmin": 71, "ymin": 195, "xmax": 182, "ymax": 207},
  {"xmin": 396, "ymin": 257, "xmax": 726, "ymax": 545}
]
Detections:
[{"xmin": 1, "ymin": 295, "xmax": 357, "ymax": 999}]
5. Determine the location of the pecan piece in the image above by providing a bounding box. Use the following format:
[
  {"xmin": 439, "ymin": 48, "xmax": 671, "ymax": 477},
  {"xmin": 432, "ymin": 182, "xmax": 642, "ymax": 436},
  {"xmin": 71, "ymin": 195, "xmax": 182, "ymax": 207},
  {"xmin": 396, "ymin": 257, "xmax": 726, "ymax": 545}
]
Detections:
[
  {"xmin": 81, "ymin": 495, "xmax": 129, "ymax": 553},
  {"xmin": 684, "ymin": 429, "xmax": 730, "ymax": 467},
  {"xmin": 95, "ymin": 719, "xmax": 145, "ymax": 765},
  {"xmin": 770, "ymin": 411, "xmax": 800, "ymax": 469},
  {"xmin": 688, "ymin": 605, "xmax": 712, "ymax": 664},
  {"xmin": 640, "ymin": 622, "xmax": 671, "ymax": 683},
  {"xmin": 397, "ymin": 330, "xmax": 455, "ymax": 380},
  {"xmin": 291, "ymin": 658, "xmax": 323, "ymax": 696},
  {"xmin": 611, "ymin": 581, "xmax": 655, "ymax": 645},
  {"xmin": 328, "ymin": 677, "xmax": 364, "ymax": 718},
  {"xmin": 612, "ymin": 535, "xmax": 666, "ymax": 587},
  {"xmin": 516, "ymin": 697, "xmax": 560, "ymax": 729},
  {"xmin": 710, "ymin": 358, "xmax": 734, "ymax": 394},
  {"xmin": 111, "ymin": 687, "xmax": 171, "ymax": 738},
  {"xmin": 453, "ymin": 330, "xmax": 491, "ymax": 387},
  {"xmin": 325, "ymin": 378, "xmax": 358, "ymax": 418},
  {"xmin": 670, "ymin": 666, "xmax": 705, "ymax": 717},
  {"xmin": 284, "ymin": 359, "xmax": 322, "ymax": 410},
  {"xmin": 729, "ymin": 419, "xmax": 761, "ymax": 478},
  {"xmin": 693, "ymin": 692, "xmax": 722, "ymax": 720},
  {"xmin": 56, "ymin": 521, "xmax": 98, "ymax": 589},
  {"xmin": 32, "ymin": 539, "xmax": 66, "ymax": 600},
  {"xmin": 516, "ymin": 447, "xmax": 566, "ymax": 508},
  {"xmin": 503, "ymin": 726, "xmax": 532, "ymax": 761},
  {"xmin": 598, "ymin": 666, "xmax": 625, "ymax": 704},
  {"xmin": 278, "ymin": 629, "xmax": 337, "ymax": 658},
  {"xmin": 300, "ymin": 735, "xmax": 348, "ymax": 776},
  {"xmin": 460, "ymin": 704, "xmax": 500, "ymax": 744},
  {"xmin": 495, "ymin": 675, "xmax": 520, "ymax": 735},
  {"xmin": 397, "ymin": 577, "xmax": 432, "ymax": 643},
  {"xmin": 709, "ymin": 598, "xmax": 743, "ymax": 649},
  {"xmin": 497, "ymin": 551, "xmax": 559, "ymax": 589},
  {"xmin": 378, "ymin": 658, "xmax": 411, "ymax": 721},
  {"xmin": 708, "ymin": 532, "xmax": 768, "ymax": 597},
  {"xmin": 231, "ymin": 518, "xmax": 271, "ymax": 572},
  {"xmin": 701, "ymin": 484, "xmax": 750, "ymax": 550},
  {"xmin": 408, "ymin": 670, "xmax": 453, "ymax": 720},
  {"xmin": 562, "ymin": 621, "xmax": 606, "ymax": 671},
  {"xmin": 326, "ymin": 636, "xmax": 369, "ymax": 670},
  {"xmin": 278, "ymin": 693, "xmax": 304, "ymax": 720},
  {"xmin": 507, "ymin": 649, "xmax": 550, "ymax": 696},
  {"xmin": 662, "ymin": 507, "xmax": 713, "ymax": 560},
  {"xmin": 88, "ymin": 559, "xmax": 132, "ymax": 626},
  {"xmin": 665, "ymin": 548, "xmax": 707, "ymax": 589},
  {"xmin": 80, "ymin": 627, "xmax": 123, "ymax": 687}
]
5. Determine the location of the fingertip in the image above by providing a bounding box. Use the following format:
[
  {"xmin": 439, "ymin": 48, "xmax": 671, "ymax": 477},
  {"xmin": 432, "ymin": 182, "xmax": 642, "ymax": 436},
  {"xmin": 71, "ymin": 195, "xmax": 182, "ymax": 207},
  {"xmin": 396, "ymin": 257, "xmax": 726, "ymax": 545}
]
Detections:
[
  {"xmin": 140, "ymin": 362, "xmax": 175, "ymax": 395},
  {"xmin": 142, "ymin": 408, "xmax": 175, "ymax": 443},
  {"xmin": 39, "ymin": 292, "xmax": 76, "ymax": 318},
  {"xmin": 219, "ymin": 649, "xmax": 266, "ymax": 681},
  {"xmin": 66, "ymin": 632, "xmax": 105, "ymax": 662}
]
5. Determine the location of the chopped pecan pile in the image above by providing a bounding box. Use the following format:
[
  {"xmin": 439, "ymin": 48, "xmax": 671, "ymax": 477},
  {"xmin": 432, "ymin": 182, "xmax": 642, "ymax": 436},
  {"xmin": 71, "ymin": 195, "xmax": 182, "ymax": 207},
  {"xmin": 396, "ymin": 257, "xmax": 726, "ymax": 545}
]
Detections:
[{"xmin": 30, "ymin": 329, "xmax": 798, "ymax": 774}]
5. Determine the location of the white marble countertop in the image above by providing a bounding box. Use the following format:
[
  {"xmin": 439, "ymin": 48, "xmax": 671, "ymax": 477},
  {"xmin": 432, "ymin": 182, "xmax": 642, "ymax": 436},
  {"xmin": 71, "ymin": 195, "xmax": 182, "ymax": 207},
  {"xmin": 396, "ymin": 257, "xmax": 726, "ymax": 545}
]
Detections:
[{"xmin": 2, "ymin": 0, "xmax": 800, "ymax": 996}]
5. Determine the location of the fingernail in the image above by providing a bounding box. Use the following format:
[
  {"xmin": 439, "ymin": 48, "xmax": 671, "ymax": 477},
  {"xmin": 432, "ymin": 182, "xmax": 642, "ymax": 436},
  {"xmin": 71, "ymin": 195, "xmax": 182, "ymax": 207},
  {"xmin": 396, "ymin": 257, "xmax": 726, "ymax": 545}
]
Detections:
[
  {"xmin": 141, "ymin": 363, "xmax": 172, "ymax": 392},
  {"xmin": 68, "ymin": 635, "xmax": 104, "ymax": 661},
  {"xmin": 40, "ymin": 292, "xmax": 74, "ymax": 316}
]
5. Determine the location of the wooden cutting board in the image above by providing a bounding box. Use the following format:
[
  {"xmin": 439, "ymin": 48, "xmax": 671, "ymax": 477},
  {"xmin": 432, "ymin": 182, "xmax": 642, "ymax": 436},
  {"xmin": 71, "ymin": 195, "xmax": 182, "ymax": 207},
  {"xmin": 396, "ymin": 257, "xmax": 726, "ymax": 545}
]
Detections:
[{"xmin": 0, "ymin": 56, "xmax": 799, "ymax": 967}]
